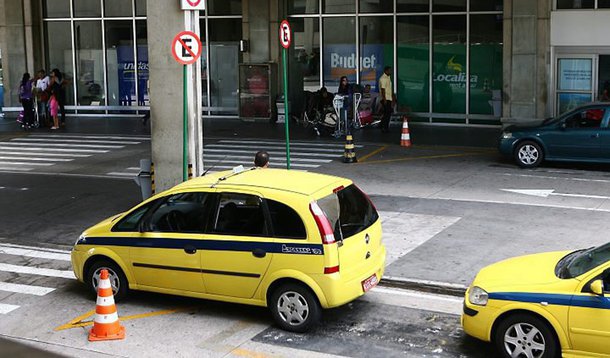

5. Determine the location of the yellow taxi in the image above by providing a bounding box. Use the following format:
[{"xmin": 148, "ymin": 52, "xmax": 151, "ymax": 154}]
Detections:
[
  {"xmin": 462, "ymin": 243, "xmax": 610, "ymax": 358},
  {"xmin": 72, "ymin": 167, "xmax": 385, "ymax": 332}
]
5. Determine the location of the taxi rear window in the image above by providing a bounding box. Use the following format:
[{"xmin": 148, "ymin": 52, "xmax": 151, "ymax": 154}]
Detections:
[{"xmin": 317, "ymin": 184, "xmax": 378, "ymax": 240}]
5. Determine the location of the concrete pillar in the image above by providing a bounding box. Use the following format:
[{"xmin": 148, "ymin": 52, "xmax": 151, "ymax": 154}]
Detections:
[
  {"xmin": 0, "ymin": 0, "xmax": 29, "ymax": 107},
  {"xmin": 503, "ymin": 0, "xmax": 551, "ymax": 122},
  {"xmin": 147, "ymin": 1, "xmax": 186, "ymax": 191}
]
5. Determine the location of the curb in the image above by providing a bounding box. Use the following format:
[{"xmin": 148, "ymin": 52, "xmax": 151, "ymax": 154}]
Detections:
[{"xmin": 379, "ymin": 276, "xmax": 468, "ymax": 297}]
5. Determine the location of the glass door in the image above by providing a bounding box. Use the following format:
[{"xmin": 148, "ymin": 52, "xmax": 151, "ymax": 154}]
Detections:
[{"xmin": 556, "ymin": 56, "xmax": 596, "ymax": 115}]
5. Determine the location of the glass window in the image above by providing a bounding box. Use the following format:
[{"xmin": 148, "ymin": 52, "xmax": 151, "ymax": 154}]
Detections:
[
  {"xmin": 136, "ymin": 21, "xmax": 149, "ymax": 106},
  {"xmin": 433, "ymin": 15, "xmax": 466, "ymax": 114},
  {"xmin": 359, "ymin": 0, "xmax": 393, "ymax": 13},
  {"xmin": 558, "ymin": 58, "xmax": 592, "ymax": 91},
  {"xmin": 211, "ymin": 193, "xmax": 268, "ymax": 237},
  {"xmin": 74, "ymin": 0, "xmax": 101, "ymax": 17},
  {"xmin": 469, "ymin": 15, "xmax": 503, "ymax": 115},
  {"xmin": 470, "ymin": 0, "xmax": 503, "ymax": 11},
  {"xmin": 43, "ymin": 0, "xmax": 71, "ymax": 18},
  {"xmin": 291, "ymin": 17, "xmax": 320, "ymax": 92},
  {"xmin": 359, "ymin": 17, "xmax": 393, "ymax": 94},
  {"xmin": 324, "ymin": 0, "xmax": 355, "ymax": 13},
  {"xmin": 598, "ymin": 56, "xmax": 610, "ymax": 101},
  {"xmin": 112, "ymin": 200, "xmax": 158, "ymax": 232},
  {"xmin": 136, "ymin": 0, "xmax": 147, "ymax": 16},
  {"xmin": 433, "ymin": 0, "xmax": 466, "ymax": 12},
  {"xmin": 397, "ymin": 0, "xmax": 429, "ymax": 12},
  {"xmin": 289, "ymin": 0, "xmax": 319, "ymax": 14},
  {"xmin": 267, "ymin": 200, "xmax": 306, "ymax": 239},
  {"xmin": 75, "ymin": 21, "xmax": 105, "ymax": 105},
  {"xmin": 556, "ymin": 0, "xmax": 595, "ymax": 9},
  {"xmin": 565, "ymin": 108, "xmax": 605, "ymax": 129},
  {"xmin": 600, "ymin": 0, "xmax": 610, "ymax": 8},
  {"xmin": 397, "ymin": 16, "xmax": 429, "ymax": 113},
  {"xmin": 209, "ymin": 19, "xmax": 241, "ymax": 114},
  {"xmin": 105, "ymin": 21, "xmax": 134, "ymax": 107},
  {"xmin": 105, "ymin": 0, "xmax": 133, "ymax": 17},
  {"xmin": 145, "ymin": 192, "xmax": 212, "ymax": 233},
  {"xmin": 318, "ymin": 184, "xmax": 378, "ymax": 240},
  {"xmin": 45, "ymin": 21, "xmax": 75, "ymax": 105},
  {"xmin": 323, "ymin": 17, "xmax": 356, "ymax": 92},
  {"xmin": 208, "ymin": 0, "xmax": 242, "ymax": 15}
]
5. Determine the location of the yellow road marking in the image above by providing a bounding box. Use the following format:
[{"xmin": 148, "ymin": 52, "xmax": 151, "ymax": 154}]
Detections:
[
  {"xmin": 358, "ymin": 152, "xmax": 486, "ymax": 165},
  {"xmin": 230, "ymin": 348, "xmax": 274, "ymax": 358},
  {"xmin": 358, "ymin": 145, "xmax": 388, "ymax": 162},
  {"xmin": 55, "ymin": 307, "xmax": 191, "ymax": 331}
]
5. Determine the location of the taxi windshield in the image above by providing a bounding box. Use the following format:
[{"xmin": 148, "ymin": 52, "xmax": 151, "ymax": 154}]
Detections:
[{"xmin": 556, "ymin": 242, "xmax": 610, "ymax": 279}]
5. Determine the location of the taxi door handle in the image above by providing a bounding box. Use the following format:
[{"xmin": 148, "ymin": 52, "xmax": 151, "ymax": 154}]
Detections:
[
  {"xmin": 252, "ymin": 249, "xmax": 266, "ymax": 258},
  {"xmin": 184, "ymin": 245, "xmax": 197, "ymax": 255}
]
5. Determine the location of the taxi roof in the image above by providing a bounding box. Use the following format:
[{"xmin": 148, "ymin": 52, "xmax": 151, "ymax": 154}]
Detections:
[{"xmin": 174, "ymin": 168, "xmax": 349, "ymax": 196}]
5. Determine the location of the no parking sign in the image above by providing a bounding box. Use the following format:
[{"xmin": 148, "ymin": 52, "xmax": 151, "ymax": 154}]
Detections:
[{"xmin": 171, "ymin": 31, "xmax": 202, "ymax": 65}]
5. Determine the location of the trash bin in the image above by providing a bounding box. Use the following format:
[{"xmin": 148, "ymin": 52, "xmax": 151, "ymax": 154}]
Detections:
[
  {"xmin": 489, "ymin": 90, "xmax": 502, "ymax": 118},
  {"xmin": 133, "ymin": 159, "xmax": 152, "ymax": 200},
  {"xmin": 276, "ymin": 96, "xmax": 290, "ymax": 124}
]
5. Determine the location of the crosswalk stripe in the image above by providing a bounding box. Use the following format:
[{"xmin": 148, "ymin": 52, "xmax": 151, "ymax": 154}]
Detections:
[
  {"xmin": 207, "ymin": 144, "xmax": 344, "ymax": 153},
  {"xmin": 106, "ymin": 172, "xmax": 137, "ymax": 177},
  {"xmin": 0, "ymin": 146, "xmax": 108, "ymax": 153},
  {"xmin": 0, "ymin": 263, "xmax": 75, "ymax": 279},
  {"xmin": 0, "ymin": 303, "xmax": 19, "ymax": 314},
  {"xmin": 13, "ymin": 138, "xmax": 141, "ymax": 145},
  {"xmin": 0, "ymin": 243, "xmax": 71, "ymax": 254},
  {"xmin": 0, "ymin": 282, "xmax": 55, "ymax": 296},
  {"xmin": 126, "ymin": 167, "xmax": 140, "ymax": 170},
  {"xmin": 0, "ymin": 156, "xmax": 73, "ymax": 162},
  {"xmin": 0, "ymin": 151, "xmax": 91, "ymax": 158},
  {"xmin": 0, "ymin": 166, "xmax": 32, "ymax": 171},
  {"xmin": 0, "ymin": 142, "xmax": 123, "ymax": 149},
  {"xmin": 208, "ymin": 159, "xmax": 319, "ymax": 168},
  {"xmin": 219, "ymin": 139, "xmax": 363, "ymax": 148},
  {"xmin": 29, "ymin": 134, "xmax": 150, "ymax": 141},
  {"xmin": 204, "ymin": 148, "xmax": 339, "ymax": 158},
  {"xmin": 0, "ymin": 246, "xmax": 71, "ymax": 261},
  {"xmin": 204, "ymin": 154, "xmax": 332, "ymax": 163},
  {"xmin": 0, "ymin": 161, "xmax": 54, "ymax": 166}
]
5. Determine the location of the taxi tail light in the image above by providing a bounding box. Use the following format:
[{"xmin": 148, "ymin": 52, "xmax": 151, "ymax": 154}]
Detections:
[
  {"xmin": 309, "ymin": 201, "xmax": 336, "ymax": 245},
  {"xmin": 324, "ymin": 265, "xmax": 340, "ymax": 274}
]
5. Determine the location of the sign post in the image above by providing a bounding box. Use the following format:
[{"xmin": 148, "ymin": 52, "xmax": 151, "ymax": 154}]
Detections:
[
  {"xmin": 172, "ymin": 30, "xmax": 202, "ymax": 181},
  {"xmin": 279, "ymin": 20, "xmax": 292, "ymax": 170}
]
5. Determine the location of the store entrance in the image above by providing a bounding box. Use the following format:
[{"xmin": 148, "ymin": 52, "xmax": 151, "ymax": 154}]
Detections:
[
  {"xmin": 555, "ymin": 54, "xmax": 610, "ymax": 115},
  {"xmin": 210, "ymin": 43, "xmax": 239, "ymax": 115}
]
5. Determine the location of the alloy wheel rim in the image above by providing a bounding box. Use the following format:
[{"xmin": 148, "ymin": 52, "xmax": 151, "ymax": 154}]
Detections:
[
  {"xmin": 92, "ymin": 267, "xmax": 120, "ymax": 295},
  {"xmin": 503, "ymin": 322, "xmax": 546, "ymax": 358},
  {"xmin": 518, "ymin": 145, "xmax": 539, "ymax": 165},
  {"xmin": 277, "ymin": 291, "xmax": 309, "ymax": 326}
]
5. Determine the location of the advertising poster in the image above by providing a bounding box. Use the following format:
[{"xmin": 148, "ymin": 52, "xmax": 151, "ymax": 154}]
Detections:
[
  {"xmin": 323, "ymin": 44, "xmax": 386, "ymax": 91},
  {"xmin": 558, "ymin": 59, "xmax": 592, "ymax": 91},
  {"xmin": 117, "ymin": 45, "xmax": 149, "ymax": 106}
]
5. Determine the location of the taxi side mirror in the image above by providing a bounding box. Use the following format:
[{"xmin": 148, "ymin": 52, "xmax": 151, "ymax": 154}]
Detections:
[{"xmin": 590, "ymin": 280, "xmax": 605, "ymax": 296}]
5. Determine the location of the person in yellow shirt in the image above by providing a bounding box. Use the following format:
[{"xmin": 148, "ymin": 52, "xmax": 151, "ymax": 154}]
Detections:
[{"xmin": 378, "ymin": 66, "xmax": 396, "ymax": 133}]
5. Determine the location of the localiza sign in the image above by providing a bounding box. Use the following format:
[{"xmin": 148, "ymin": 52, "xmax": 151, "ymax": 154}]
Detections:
[{"xmin": 181, "ymin": 0, "xmax": 205, "ymax": 10}]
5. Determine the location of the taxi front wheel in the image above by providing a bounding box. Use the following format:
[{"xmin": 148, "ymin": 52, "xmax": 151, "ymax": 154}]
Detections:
[
  {"xmin": 269, "ymin": 283, "xmax": 321, "ymax": 333},
  {"xmin": 87, "ymin": 260, "xmax": 129, "ymax": 302},
  {"xmin": 494, "ymin": 313, "xmax": 559, "ymax": 358}
]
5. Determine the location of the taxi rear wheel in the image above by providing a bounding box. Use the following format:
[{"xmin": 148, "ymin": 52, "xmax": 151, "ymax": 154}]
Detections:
[
  {"xmin": 269, "ymin": 283, "xmax": 321, "ymax": 333},
  {"xmin": 86, "ymin": 260, "xmax": 129, "ymax": 302},
  {"xmin": 494, "ymin": 313, "xmax": 559, "ymax": 358}
]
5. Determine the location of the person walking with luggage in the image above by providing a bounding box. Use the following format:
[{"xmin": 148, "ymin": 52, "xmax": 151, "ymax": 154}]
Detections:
[
  {"xmin": 18, "ymin": 73, "xmax": 34, "ymax": 130},
  {"xmin": 379, "ymin": 66, "xmax": 396, "ymax": 133}
]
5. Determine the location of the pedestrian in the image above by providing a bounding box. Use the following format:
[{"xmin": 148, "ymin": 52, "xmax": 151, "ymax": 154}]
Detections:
[
  {"xmin": 18, "ymin": 72, "xmax": 34, "ymax": 130},
  {"xmin": 254, "ymin": 151, "xmax": 269, "ymax": 168},
  {"xmin": 337, "ymin": 76, "xmax": 352, "ymax": 96},
  {"xmin": 379, "ymin": 66, "xmax": 396, "ymax": 133},
  {"xmin": 49, "ymin": 88, "xmax": 60, "ymax": 130},
  {"xmin": 50, "ymin": 69, "xmax": 66, "ymax": 127},
  {"xmin": 34, "ymin": 69, "xmax": 50, "ymax": 127}
]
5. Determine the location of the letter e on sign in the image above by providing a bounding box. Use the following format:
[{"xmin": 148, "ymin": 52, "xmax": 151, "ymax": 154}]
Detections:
[
  {"xmin": 171, "ymin": 31, "xmax": 202, "ymax": 65},
  {"xmin": 279, "ymin": 20, "xmax": 291, "ymax": 49}
]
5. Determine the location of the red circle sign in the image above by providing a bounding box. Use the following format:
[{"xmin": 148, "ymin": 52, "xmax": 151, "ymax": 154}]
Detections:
[
  {"xmin": 171, "ymin": 31, "xmax": 202, "ymax": 65},
  {"xmin": 279, "ymin": 20, "xmax": 291, "ymax": 49}
]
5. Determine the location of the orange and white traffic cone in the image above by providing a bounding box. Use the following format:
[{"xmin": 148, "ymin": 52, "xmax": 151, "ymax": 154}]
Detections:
[
  {"xmin": 400, "ymin": 116, "xmax": 412, "ymax": 147},
  {"xmin": 88, "ymin": 269, "xmax": 125, "ymax": 342}
]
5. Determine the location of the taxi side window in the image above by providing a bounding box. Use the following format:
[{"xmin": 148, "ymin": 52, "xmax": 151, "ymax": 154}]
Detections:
[
  {"xmin": 112, "ymin": 200, "xmax": 158, "ymax": 232},
  {"xmin": 211, "ymin": 193, "xmax": 268, "ymax": 237},
  {"xmin": 146, "ymin": 192, "xmax": 212, "ymax": 233},
  {"xmin": 603, "ymin": 269, "xmax": 610, "ymax": 293},
  {"xmin": 266, "ymin": 199, "xmax": 306, "ymax": 239}
]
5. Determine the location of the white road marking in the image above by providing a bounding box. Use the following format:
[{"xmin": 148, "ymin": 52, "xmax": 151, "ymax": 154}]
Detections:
[
  {"xmin": 365, "ymin": 286, "xmax": 462, "ymax": 316},
  {"xmin": 0, "ymin": 263, "xmax": 75, "ymax": 279},
  {"xmin": 502, "ymin": 188, "xmax": 610, "ymax": 200},
  {"xmin": 0, "ymin": 245, "xmax": 71, "ymax": 261},
  {"xmin": 501, "ymin": 172, "xmax": 610, "ymax": 184},
  {"xmin": 29, "ymin": 134, "xmax": 150, "ymax": 141},
  {"xmin": 0, "ymin": 161, "xmax": 54, "ymax": 166},
  {"xmin": 219, "ymin": 139, "xmax": 362, "ymax": 148},
  {"xmin": 379, "ymin": 211, "xmax": 461, "ymax": 266},
  {"xmin": 126, "ymin": 167, "xmax": 140, "ymax": 170},
  {"xmin": 206, "ymin": 159, "xmax": 319, "ymax": 168},
  {"xmin": 207, "ymin": 144, "xmax": 345, "ymax": 153},
  {"xmin": 0, "ymin": 282, "xmax": 55, "ymax": 296},
  {"xmin": 427, "ymin": 195, "xmax": 610, "ymax": 213},
  {"xmin": 0, "ymin": 151, "xmax": 91, "ymax": 158},
  {"xmin": 0, "ymin": 146, "xmax": 108, "ymax": 153},
  {"xmin": 0, "ymin": 187, "xmax": 4, "ymax": 190},
  {"xmin": 0, "ymin": 303, "xmax": 20, "ymax": 314},
  {"xmin": 12, "ymin": 138, "xmax": 141, "ymax": 145},
  {"xmin": 0, "ymin": 142, "xmax": 122, "ymax": 149},
  {"xmin": 106, "ymin": 172, "xmax": 137, "ymax": 177},
  {"xmin": 0, "ymin": 243, "xmax": 71, "ymax": 254},
  {"xmin": 0, "ymin": 156, "xmax": 73, "ymax": 162},
  {"xmin": 204, "ymin": 154, "xmax": 332, "ymax": 163},
  {"xmin": 204, "ymin": 148, "xmax": 339, "ymax": 158},
  {"xmin": 0, "ymin": 166, "xmax": 32, "ymax": 171}
]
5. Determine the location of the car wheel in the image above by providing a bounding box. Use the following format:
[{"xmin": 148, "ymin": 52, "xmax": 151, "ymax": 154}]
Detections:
[
  {"xmin": 494, "ymin": 313, "xmax": 559, "ymax": 358},
  {"xmin": 87, "ymin": 260, "xmax": 129, "ymax": 302},
  {"xmin": 269, "ymin": 283, "xmax": 321, "ymax": 333},
  {"xmin": 514, "ymin": 141, "xmax": 544, "ymax": 168}
]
